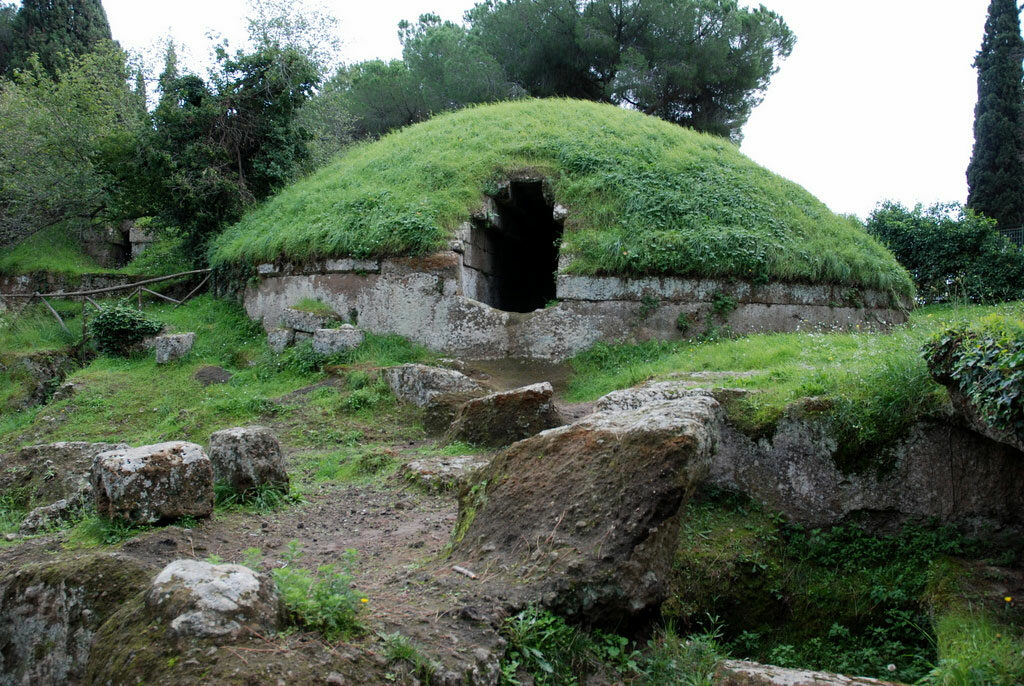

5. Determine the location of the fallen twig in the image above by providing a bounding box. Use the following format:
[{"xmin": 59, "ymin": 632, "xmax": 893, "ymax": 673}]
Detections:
[{"xmin": 452, "ymin": 565, "xmax": 478, "ymax": 580}]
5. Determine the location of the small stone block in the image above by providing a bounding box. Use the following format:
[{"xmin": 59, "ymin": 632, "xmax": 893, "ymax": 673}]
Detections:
[
  {"xmin": 312, "ymin": 325, "xmax": 365, "ymax": 355},
  {"xmin": 267, "ymin": 328, "xmax": 294, "ymax": 354},
  {"xmin": 91, "ymin": 441, "xmax": 214, "ymax": 524},
  {"xmin": 155, "ymin": 333, "xmax": 196, "ymax": 364}
]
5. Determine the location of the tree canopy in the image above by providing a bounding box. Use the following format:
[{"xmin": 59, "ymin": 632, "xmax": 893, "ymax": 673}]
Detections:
[
  {"xmin": 0, "ymin": 40, "xmax": 138, "ymax": 247},
  {"xmin": 1, "ymin": 0, "xmax": 113, "ymax": 78},
  {"xmin": 966, "ymin": 0, "xmax": 1024, "ymax": 229},
  {"xmin": 334, "ymin": 0, "xmax": 794, "ymax": 141}
]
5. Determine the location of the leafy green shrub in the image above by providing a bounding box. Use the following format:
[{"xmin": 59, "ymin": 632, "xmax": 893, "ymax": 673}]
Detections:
[
  {"xmin": 923, "ymin": 315, "xmax": 1024, "ymax": 437},
  {"xmin": 866, "ymin": 201, "xmax": 1024, "ymax": 303},
  {"xmin": 272, "ymin": 542, "xmax": 364, "ymax": 640},
  {"xmin": 91, "ymin": 304, "xmax": 163, "ymax": 356},
  {"xmin": 500, "ymin": 607, "xmax": 641, "ymax": 685}
]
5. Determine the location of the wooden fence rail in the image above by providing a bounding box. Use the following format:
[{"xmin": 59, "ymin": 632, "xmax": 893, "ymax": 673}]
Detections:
[{"xmin": 0, "ymin": 268, "xmax": 212, "ymax": 338}]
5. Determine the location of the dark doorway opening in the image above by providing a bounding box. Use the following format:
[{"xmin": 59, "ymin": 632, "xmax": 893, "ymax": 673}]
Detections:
[{"xmin": 461, "ymin": 180, "xmax": 564, "ymax": 313}]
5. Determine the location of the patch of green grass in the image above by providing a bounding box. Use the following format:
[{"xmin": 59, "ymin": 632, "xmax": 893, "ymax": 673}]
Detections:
[
  {"xmin": 923, "ymin": 609, "xmax": 1024, "ymax": 685},
  {"xmin": 0, "ymin": 223, "xmax": 189, "ymax": 278},
  {"xmin": 665, "ymin": 488, "xmax": 1017, "ymax": 683},
  {"xmin": 294, "ymin": 446, "xmax": 399, "ymax": 484},
  {"xmin": 213, "ymin": 482, "xmax": 303, "ymax": 514},
  {"xmin": 291, "ymin": 298, "xmax": 338, "ymax": 318},
  {"xmin": 0, "ymin": 492, "xmax": 28, "ymax": 534},
  {"xmin": 0, "ymin": 301, "xmax": 82, "ymax": 354},
  {"xmin": 64, "ymin": 513, "xmax": 149, "ymax": 547},
  {"xmin": 641, "ymin": 623, "xmax": 725, "ymax": 686},
  {"xmin": 211, "ymin": 99, "xmax": 913, "ymax": 298},
  {"xmin": 0, "ymin": 295, "xmax": 320, "ymax": 450},
  {"xmin": 568, "ymin": 303, "xmax": 1024, "ymax": 467},
  {"xmin": 382, "ymin": 632, "xmax": 439, "ymax": 683},
  {"xmin": 0, "ymin": 223, "xmax": 112, "ymax": 277}
]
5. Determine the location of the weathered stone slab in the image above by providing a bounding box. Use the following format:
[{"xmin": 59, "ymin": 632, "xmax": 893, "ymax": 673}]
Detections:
[
  {"xmin": 146, "ymin": 560, "xmax": 282, "ymax": 640},
  {"xmin": 281, "ymin": 307, "xmax": 338, "ymax": 333},
  {"xmin": 446, "ymin": 382, "xmax": 563, "ymax": 447},
  {"xmin": 383, "ymin": 364, "xmax": 482, "ymax": 408},
  {"xmin": 19, "ymin": 497, "xmax": 85, "ymax": 534},
  {"xmin": 597, "ymin": 381, "xmax": 705, "ymax": 412},
  {"xmin": 312, "ymin": 325, "xmax": 365, "ymax": 355},
  {"xmin": 208, "ymin": 426, "xmax": 288, "ymax": 494},
  {"xmin": 90, "ymin": 442, "xmax": 214, "ymax": 524},
  {"xmin": 266, "ymin": 327, "xmax": 294, "ymax": 353},
  {"xmin": 324, "ymin": 258, "xmax": 381, "ymax": 273},
  {"xmin": 455, "ymin": 393, "xmax": 721, "ymax": 624},
  {"xmin": 155, "ymin": 333, "xmax": 196, "ymax": 364},
  {"xmin": 1, "ymin": 442, "xmax": 126, "ymax": 513},
  {"xmin": 423, "ymin": 390, "xmax": 488, "ymax": 434},
  {"xmin": 400, "ymin": 455, "xmax": 491, "ymax": 493},
  {"xmin": 714, "ymin": 659, "xmax": 901, "ymax": 685}
]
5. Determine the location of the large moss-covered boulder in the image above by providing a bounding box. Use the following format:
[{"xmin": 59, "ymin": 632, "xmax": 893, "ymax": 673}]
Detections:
[
  {"xmin": 453, "ymin": 392, "xmax": 721, "ymax": 625},
  {"xmin": 0, "ymin": 553, "xmax": 153, "ymax": 685}
]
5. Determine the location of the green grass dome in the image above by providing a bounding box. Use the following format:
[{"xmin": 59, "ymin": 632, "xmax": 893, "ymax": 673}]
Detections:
[{"xmin": 211, "ymin": 99, "xmax": 914, "ymax": 299}]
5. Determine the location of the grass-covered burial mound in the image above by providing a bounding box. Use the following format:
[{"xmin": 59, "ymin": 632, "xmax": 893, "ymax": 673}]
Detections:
[{"xmin": 211, "ymin": 99, "xmax": 913, "ymax": 300}]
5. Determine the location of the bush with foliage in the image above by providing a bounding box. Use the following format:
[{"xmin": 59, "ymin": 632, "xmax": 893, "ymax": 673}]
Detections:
[
  {"xmin": 270, "ymin": 541, "xmax": 364, "ymax": 640},
  {"xmin": 923, "ymin": 314, "xmax": 1024, "ymax": 437},
  {"xmin": 866, "ymin": 201, "xmax": 1024, "ymax": 303},
  {"xmin": 91, "ymin": 304, "xmax": 163, "ymax": 356}
]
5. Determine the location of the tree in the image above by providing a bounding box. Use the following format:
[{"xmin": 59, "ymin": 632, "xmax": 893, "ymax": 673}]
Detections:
[
  {"xmin": 0, "ymin": 3, "xmax": 15, "ymax": 76},
  {"xmin": 866, "ymin": 201, "xmax": 1024, "ymax": 303},
  {"xmin": 966, "ymin": 0, "xmax": 1024, "ymax": 229},
  {"xmin": 400, "ymin": 13, "xmax": 517, "ymax": 113},
  {"xmin": 4, "ymin": 0, "xmax": 113, "ymax": 77},
  {"xmin": 336, "ymin": 14, "xmax": 518, "ymax": 139},
  {"xmin": 129, "ymin": 36, "xmax": 320, "ymax": 256},
  {"xmin": 466, "ymin": 0, "xmax": 794, "ymax": 141},
  {"xmin": 0, "ymin": 41, "xmax": 137, "ymax": 247}
]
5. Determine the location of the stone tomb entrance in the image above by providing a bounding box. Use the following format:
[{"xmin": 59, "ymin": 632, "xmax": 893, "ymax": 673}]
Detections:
[
  {"xmin": 458, "ymin": 179, "xmax": 564, "ymax": 313},
  {"xmin": 246, "ymin": 175, "xmax": 912, "ymax": 360}
]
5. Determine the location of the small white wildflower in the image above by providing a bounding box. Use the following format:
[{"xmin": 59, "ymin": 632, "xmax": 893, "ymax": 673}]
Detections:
[{"xmin": 887, "ymin": 664, "xmax": 897, "ymax": 672}]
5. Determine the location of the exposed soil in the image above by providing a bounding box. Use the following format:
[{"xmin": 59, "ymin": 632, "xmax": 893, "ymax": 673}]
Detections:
[{"xmin": 0, "ymin": 361, "xmax": 581, "ymax": 684}]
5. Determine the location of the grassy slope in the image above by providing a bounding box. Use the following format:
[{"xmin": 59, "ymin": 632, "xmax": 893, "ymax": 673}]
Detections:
[
  {"xmin": 211, "ymin": 99, "xmax": 913, "ymax": 298},
  {"xmin": 0, "ymin": 224, "xmax": 190, "ymax": 278},
  {"xmin": 569, "ymin": 302, "xmax": 1024, "ymax": 463},
  {"xmin": 0, "ymin": 295, "xmax": 433, "ymax": 449}
]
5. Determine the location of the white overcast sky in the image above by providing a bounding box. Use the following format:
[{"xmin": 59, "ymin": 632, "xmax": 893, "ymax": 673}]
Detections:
[{"xmin": 100, "ymin": 0, "xmax": 990, "ymax": 219}]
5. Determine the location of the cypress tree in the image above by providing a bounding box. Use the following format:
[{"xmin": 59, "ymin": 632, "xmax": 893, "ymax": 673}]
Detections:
[
  {"xmin": 9, "ymin": 0, "xmax": 113, "ymax": 76},
  {"xmin": 966, "ymin": 0, "xmax": 1024, "ymax": 229}
]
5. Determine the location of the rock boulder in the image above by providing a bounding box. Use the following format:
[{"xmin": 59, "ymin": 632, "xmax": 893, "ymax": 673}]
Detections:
[
  {"xmin": 0, "ymin": 553, "xmax": 152, "ymax": 686},
  {"xmin": 91, "ymin": 442, "xmax": 214, "ymax": 524},
  {"xmin": 281, "ymin": 307, "xmax": 338, "ymax": 333},
  {"xmin": 454, "ymin": 393, "xmax": 721, "ymax": 624},
  {"xmin": 446, "ymin": 382, "xmax": 563, "ymax": 447},
  {"xmin": 312, "ymin": 325, "xmax": 365, "ymax": 355},
  {"xmin": 155, "ymin": 333, "xmax": 196, "ymax": 364},
  {"xmin": 208, "ymin": 426, "xmax": 289, "ymax": 494},
  {"xmin": 400, "ymin": 455, "xmax": 491, "ymax": 493},
  {"xmin": 383, "ymin": 364, "xmax": 481, "ymax": 407},
  {"xmin": 145, "ymin": 559, "xmax": 282, "ymax": 641},
  {"xmin": 266, "ymin": 327, "xmax": 294, "ymax": 354},
  {"xmin": 714, "ymin": 660, "xmax": 901, "ymax": 685}
]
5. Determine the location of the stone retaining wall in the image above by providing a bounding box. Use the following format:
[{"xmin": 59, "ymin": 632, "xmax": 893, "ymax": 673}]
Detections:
[{"xmin": 245, "ymin": 252, "xmax": 911, "ymax": 361}]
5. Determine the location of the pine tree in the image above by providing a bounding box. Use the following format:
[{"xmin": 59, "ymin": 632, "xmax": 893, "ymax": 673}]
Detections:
[
  {"xmin": 8, "ymin": 0, "xmax": 113, "ymax": 76},
  {"xmin": 966, "ymin": 0, "xmax": 1024, "ymax": 229}
]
